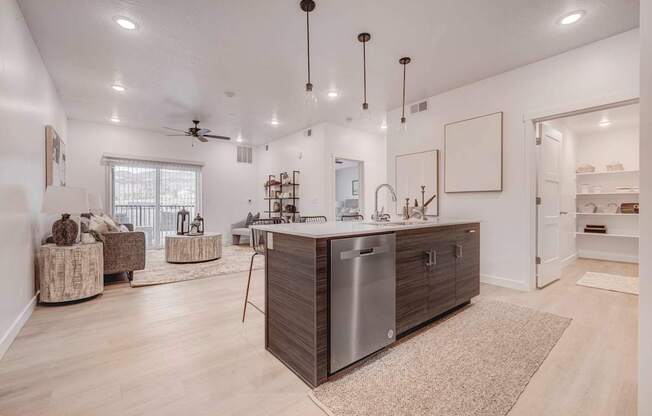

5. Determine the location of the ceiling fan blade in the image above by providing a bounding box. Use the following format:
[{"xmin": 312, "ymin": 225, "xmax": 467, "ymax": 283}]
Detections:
[
  {"xmin": 202, "ymin": 134, "xmax": 231, "ymax": 140},
  {"xmin": 197, "ymin": 135, "xmax": 209, "ymax": 143},
  {"xmin": 163, "ymin": 127, "xmax": 189, "ymax": 133},
  {"xmin": 197, "ymin": 128, "xmax": 211, "ymax": 135}
]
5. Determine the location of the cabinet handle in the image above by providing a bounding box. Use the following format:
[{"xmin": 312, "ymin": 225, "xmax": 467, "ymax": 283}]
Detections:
[
  {"xmin": 455, "ymin": 244, "xmax": 463, "ymax": 258},
  {"xmin": 424, "ymin": 250, "xmax": 437, "ymax": 270}
]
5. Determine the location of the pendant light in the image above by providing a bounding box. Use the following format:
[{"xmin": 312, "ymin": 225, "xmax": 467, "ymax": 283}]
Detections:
[
  {"xmin": 399, "ymin": 57, "xmax": 411, "ymax": 131},
  {"xmin": 300, "ymin": 0, "xmax": 317, "ymax": 106},
  {"xmin": 358, "ymin": 32, "xmax": 371, "ymax": 120}
]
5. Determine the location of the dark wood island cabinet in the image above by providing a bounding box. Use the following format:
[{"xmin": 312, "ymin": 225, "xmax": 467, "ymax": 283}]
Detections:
[{"xmin": 254, "ymin": 220, "xmax": 480, "ymax": 387}]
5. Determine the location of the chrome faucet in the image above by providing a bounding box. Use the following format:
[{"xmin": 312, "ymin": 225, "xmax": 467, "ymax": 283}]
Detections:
[{"xmin": 373, "ymin": 184, "xmax": 397, "ymax": 222}]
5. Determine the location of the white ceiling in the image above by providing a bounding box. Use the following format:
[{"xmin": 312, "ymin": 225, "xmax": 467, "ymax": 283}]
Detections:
[
  {"xmin": 554, "ymin": 103, "xmax": 640, "ymax": 136},
  {"xmin": 18, "ymin": 0, "xmax": 639, "ymax": 144}
]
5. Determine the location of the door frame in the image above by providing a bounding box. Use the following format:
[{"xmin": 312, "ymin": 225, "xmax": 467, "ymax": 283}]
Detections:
[
  {"xmin": 330, "ymin": 155, "xmax": 365, "ymax": 221},
  {"xmin": 524, "ymin": 96, "xmax": 639, "ymax": 290}
]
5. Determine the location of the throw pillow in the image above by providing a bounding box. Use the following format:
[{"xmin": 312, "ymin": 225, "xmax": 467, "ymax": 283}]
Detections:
[
  {"xmin": 245, "ymin": 212, "xmax": 253, "ymax": 226},
  {"xmin": 99, "ymin": 214, "xmax": 120, "ymax": 232},
  {"xmin": 88, "ymin": 216, "xmax": 109, "ymax": 234},
  {"xmin": 119, "ymin": 224, "xmax": 130, "ymax": 232}
]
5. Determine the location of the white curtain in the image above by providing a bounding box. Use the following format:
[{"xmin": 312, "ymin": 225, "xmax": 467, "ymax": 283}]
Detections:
[{"xmin": 103, "ymin": 156, "xmax": 202, "ymax": 248}]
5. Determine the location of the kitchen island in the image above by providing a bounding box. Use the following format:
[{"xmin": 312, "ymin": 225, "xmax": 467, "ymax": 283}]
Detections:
[{"xmin": 252, "ymin": 218, "xmax": 480, "ymax": 387}]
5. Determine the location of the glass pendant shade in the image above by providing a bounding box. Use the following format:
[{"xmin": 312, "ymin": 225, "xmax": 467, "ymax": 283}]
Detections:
[
  {"xmin": 360, "ymin": 102, "xmax": 371, "ymax": 120},
  {"xmin": 304, "ymin": 83, "xmax": 317, "ymax": 105},
  {"xmin": 400, "ymin": 117, "xmax": 408, "ymax": 132}
]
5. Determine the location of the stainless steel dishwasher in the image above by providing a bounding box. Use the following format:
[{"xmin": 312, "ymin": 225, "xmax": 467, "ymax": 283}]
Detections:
[{"xmin": 330, "ymin": 233, "xmax": 396, "ymax": 373}]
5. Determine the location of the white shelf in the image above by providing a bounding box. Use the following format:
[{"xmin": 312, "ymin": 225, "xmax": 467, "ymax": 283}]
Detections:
[
  {"xmin": 576, "ymin": 170, "xmax": 639, "ymax": 177},
  {"xmin": 576, "ymin": 232, "xmax": 639, "ymax": 239},
  {"xmin": 576, "ymin": 213, "xmax": 639, "ymax": 217},
  {"xmin": 576, "ymin": 192, "xmax": 639, "ymax": 197}
]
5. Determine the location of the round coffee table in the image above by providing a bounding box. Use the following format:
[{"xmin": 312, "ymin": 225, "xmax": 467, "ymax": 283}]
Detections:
[{"xmin": 165, "ymin": 233, "xmax": 222, "ymax": 263}]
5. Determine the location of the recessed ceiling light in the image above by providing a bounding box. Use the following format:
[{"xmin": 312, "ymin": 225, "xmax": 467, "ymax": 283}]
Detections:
[
  {"xmin": 111, "ymin": 84, "xmax": 126, "ymax": 92},
  {"xmin": 559, "ymin": 10, "xmax": 585, "ymax": 25},
  {"xmin": 599, "ymin": 120, "xmax": 612, "ymax": 127},
  {"xmin": 270, "ymin": 119, "xmax": 279, "ymax": 126},
  {"xmin": 380, "ymin": 123, "xmax": 388, "ymax": 130},
  {"xmin": 114, "ymin": 16, "xmax": 137, "ymax": 30},
  {"xmin": 110, "ymin": 117, "xmax": 121, "ymax": 123},
  {"xmin": 327, "ymin": 90, "xmax": 339, "ymax": 99}
]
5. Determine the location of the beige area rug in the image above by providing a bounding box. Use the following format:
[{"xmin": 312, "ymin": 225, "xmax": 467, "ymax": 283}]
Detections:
[
  {"xmin": 311, "ymin": 300, "xmax": 571, "ymax": 416},
  {"xmin": 576, "ymin": 271, "xmax": 639, "ymax": 295},
  {"xmin": 131, "ymin": 245, "xmax": 264, "ymax": 287}
]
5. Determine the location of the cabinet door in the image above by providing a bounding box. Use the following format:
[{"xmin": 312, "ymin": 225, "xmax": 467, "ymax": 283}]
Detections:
[
  {"xmin": 455, "ymin": 224, "xmax": 480, "ymax": 303},
  {"xmin": 428, "ymin": 231, "xmax": 457, "ymax": 317},
  {"xmin": 395, "ymin": 230, "xmax": 430, "ymax": 335}
]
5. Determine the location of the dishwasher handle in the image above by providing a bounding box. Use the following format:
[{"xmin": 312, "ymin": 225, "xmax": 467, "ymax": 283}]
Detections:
[{"xmin": 340, "ymin": 244, "xmax": 389, "ymax": 260}]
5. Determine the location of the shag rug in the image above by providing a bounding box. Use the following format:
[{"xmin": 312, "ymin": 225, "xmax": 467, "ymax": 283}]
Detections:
[
  {"xmin": 576, "ymin": 271, "xmax": 639, "ymax": 295},
  {"xmin": 131, "ymin": 245, "xmax": 264, "ymax": 287},
  {"xmin": 310, "ymin": 300, "xmax": 571, "ymax": 416}
]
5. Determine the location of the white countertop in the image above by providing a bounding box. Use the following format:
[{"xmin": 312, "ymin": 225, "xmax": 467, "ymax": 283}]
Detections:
[{"xmin": 251, "ymin": 217, "xmax": 479, "ymax": 239}]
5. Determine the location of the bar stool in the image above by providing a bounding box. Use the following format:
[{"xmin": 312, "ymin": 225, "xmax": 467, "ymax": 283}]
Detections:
[{"xmin": 242, "ymin": 217, "xmax": 285, "ymax": 322}]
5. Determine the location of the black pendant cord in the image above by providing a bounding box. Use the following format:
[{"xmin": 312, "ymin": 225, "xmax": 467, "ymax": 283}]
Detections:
[
  {"xmin": 401, "ymin": 63, "xmax": 406, "ymax": 120},
  {"xmin": 399, "ymin": 57, "xmax": 411, "ymax": 123},
  {"xmin": 306, "ymin": 9, "xmax": 311, "ymax": 89},
  {"xmin": 363, "ymin": 39, "xmax": 367, "ymax": 107},
  {"xmin": 358, "ymin": 33, "xmax": 371, "ymax": 111}
]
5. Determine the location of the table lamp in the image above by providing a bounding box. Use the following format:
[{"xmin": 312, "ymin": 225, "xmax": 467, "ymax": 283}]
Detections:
[
  {"xmin": 87, "ymin": 192, "xmax": 104, "ymax": 215},
  {"xmin": 42, "ymin": 186, "xmax": 89, "ymax": 246}
]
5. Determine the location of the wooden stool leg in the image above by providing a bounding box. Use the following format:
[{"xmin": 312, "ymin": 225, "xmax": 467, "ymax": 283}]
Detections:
[{"xmin": 242, "ymin": 253, "xmax": 258, "ymax": 322}]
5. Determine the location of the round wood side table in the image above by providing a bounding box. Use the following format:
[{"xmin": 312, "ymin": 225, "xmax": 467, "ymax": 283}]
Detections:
[
  {"xmin": 39, "ymin": 242, "xmax": 104, "ymax": 303},
  {"xmin": 165, "ymin": 233, "xmax": 222, "ymax": 263}
]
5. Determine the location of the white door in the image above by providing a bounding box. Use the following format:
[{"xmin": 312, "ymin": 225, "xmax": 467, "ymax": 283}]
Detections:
[{"xmin": 536, "ymin": 123, "xmax": 563, "ymax": 288}]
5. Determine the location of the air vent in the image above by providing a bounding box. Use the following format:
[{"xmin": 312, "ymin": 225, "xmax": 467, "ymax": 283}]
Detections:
[
  {"xmin": 410, "ymin": 100, "xmax": 428, "ymax": 114},
  {"xmin": 237, "ymin": 146, "xmax": 253, "ymax": 164}
]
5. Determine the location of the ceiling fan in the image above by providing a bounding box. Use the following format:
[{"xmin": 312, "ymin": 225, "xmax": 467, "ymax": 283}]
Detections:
[{"xmin": 163, "ymin": 120, "xmax": 230, "ymax": 142}]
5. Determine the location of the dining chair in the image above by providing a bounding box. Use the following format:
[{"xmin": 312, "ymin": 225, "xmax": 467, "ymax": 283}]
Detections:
[
  {"xmin": 242, "ymin": 217, "xmax": 286, "ymax": 322},
  {"xmin": 299, "ymin": 215, "xmax": 327, "ymax": 223},
  {"xmin": 341, "ymin": 214, "xmax": 364, "ymax": 221}
]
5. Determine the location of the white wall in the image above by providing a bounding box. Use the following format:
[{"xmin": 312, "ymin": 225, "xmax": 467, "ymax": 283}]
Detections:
[
  {"xmin": 66, "ymin": 120, "xmax": 257, "ymax": 243},
  {"xmin": 576, "ymin": 128, "xmax": 640, "ymax": 171},
  {"xmin": 639, "ymin": 1, "xmax": 652, "ymax": 414},
  {"xmin": 386, "ymin": 30, "xmax": 640, "ymax": 290},
  {"xmin": 0, "ymin": 0, "xmax": 67, "ymax": 358},
  {"xmin": 255, "ymin": 123, "xmax": 386, "ymax": 221}
]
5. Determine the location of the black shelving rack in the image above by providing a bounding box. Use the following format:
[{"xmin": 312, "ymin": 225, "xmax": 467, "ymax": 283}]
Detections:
[{"xmin": 264, "ymin": 170, "xmax": 300, "ymax": 222}]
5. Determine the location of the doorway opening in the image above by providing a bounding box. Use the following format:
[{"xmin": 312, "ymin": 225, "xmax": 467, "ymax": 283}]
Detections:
[
  {"xmin": 335, "ymin": 158, "xmax": 363, "ymax": 221},
  {"xmin": 534, "ymin": 101, "xmax": 640, "ymax": 289}
]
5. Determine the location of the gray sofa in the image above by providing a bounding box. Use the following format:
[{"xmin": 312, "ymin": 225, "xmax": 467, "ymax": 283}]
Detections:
[{"xmin": 231, "ymin": 219, "xmax": 251, "ymax": 245}]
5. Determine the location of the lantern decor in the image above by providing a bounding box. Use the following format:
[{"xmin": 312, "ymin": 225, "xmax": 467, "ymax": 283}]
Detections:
[
  {"xmin": 176, "ymin": 208, "xmax": 190, "ymax": 235},
  {"xmin": 189, "ymin": 213, "xmax": 205, "ymax": 236}
]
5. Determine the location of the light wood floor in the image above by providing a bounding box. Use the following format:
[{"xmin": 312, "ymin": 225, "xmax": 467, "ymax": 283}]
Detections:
[{"xmin": 0, "ymin": 258, "xmax": 638, "ymax": 416}]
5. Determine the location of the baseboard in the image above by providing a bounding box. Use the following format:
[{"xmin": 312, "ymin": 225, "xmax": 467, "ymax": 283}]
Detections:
[
  {"xmin": 0, "ymin": 293, "xmax": 38, "ymax": 361},
  {"xmin": 561, "ymin": 253, "xmax": 578, "ymax": 267},
  {"xmin": 480, "ymin": 274, "xmax": 530, "ymax": 291},
  {"xmin": 578, "ymin": 250, "xmax": 639, "ymax": 264}
]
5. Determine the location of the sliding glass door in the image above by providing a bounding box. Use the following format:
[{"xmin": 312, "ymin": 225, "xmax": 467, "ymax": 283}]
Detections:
[{"xmin": 107, "ymin": 158, "xmax": 201, "ymax": 248}]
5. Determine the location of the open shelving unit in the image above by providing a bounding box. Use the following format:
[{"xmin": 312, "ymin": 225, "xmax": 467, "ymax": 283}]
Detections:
[
  {"xmin": 264, "ymin": 170, "xmax": 300, "ymax": 222},
  {"xmin": 575, "ymin": 168, "xmax": 639, "ymax": 263}
]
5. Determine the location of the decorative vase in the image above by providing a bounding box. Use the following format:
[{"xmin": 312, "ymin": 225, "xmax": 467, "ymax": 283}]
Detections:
[{"xmin": 52, "ymin": 214, "xmax": 78, "ymax": 246}]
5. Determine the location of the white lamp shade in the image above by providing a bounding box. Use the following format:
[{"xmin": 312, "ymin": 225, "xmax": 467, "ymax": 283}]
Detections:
[
  {"xmin": 42, "ymin": 186, "xmax": 89, "ymax": 215},
  {"xmin": 87, "ymin": 193, "xmax": 104, "ymax": 212}
]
